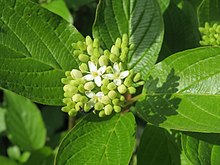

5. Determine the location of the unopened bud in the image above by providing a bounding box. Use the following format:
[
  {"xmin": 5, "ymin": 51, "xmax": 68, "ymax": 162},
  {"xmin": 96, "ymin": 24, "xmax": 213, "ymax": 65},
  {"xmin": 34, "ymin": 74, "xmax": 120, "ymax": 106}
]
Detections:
[
  {"xmin": 111, "ymin": 45, "xmax": 119, "ymax": 56},
  {"xmin": 112, "ymin": 98, "xmax": 119, "ymax": 105},
  {"xmin": 117, "ymin": 84, "xmax": 127, "ymax": 94},
  {"xmin": 104, "ymin": 105, "xmax": 113, "ymax": 115},
  {"xmin": 75, "ymin": 102, "xmax": 83, "ymax": 111},
  {"xmin": 128, "ymin": 87, "xmax": 136, "ymax": 94},
  {"xmin": 73, "ymin": 50, "xmax": 82, "ymax": 56},
  {"xmin": 101, "ymin": 96, "xmax": 111, "ymax": 104},
  {"xmin": 63, "ymin": 85, "xmax": 77, "ymax": 93},
  {"xmin": 94, "ymin": 102, "xmax": 104, "ymax": 110},
  {"xmin": 115, "ymin": 38, "xmax": 122, "ymax": 48},
  {"xmin": 71, "ymin": 69, "xmax": 83, "ymax": 79},
  {"xmin": 120, "ymin": 95, "xmax": 125, "ymax": 101},
  {"xmin": 84, "ymin": 103, "xmax": 91, "ymax": 112},
  {"xmin": 79, "ymin": 54, "xmax": 90, "ymax": 62},
  {"xmin": 87, "ymin": 45, "xmax": 93, "ymax": 55},
  {"xmin": 107, "ymin": 82, "xmax": 116, "ymax": 90},
  {"xmin": 102, "ymin": 79, "xmax": 109, "ymax": 85},
  {"xmin": 86, "ymin": 36, "xmax": 93, "ymax": 45},
  {"xmin": 93, "ymin": 48, "xmax": 100, "ymax": 57},
  {"xmin": 122, "ymin": 33, "xmax": 128, "ymax": 47},
  {"xmin": 99, "ymin": 110, "xmax": 105, "ymax": 117},
  {"xmin": 99, "ymin": 55, "xmax": 108, "ymax": 66},
  {"xmin": 79, "ymin": 63, "xmax": 88, "ymax": 72},
  {"xmin": 110, "ymin": 53, "xmax": 118, "ymax": 63},
  {"xmin": 68, "ymin": 109, "xmax": 77, "ymax": 116},
  {"xmin": 80, "ymin": 96, "xmax": 88, "ymax": 103},
  {"xmin": 114, "ymin": 106, "xmax": 121, "ymax": 113},
  {"xmin": 72, "ymin": 94, "xmax": 82, "ymax": 102},
  {"xmin": 124, "ymin": 77, "xmax": 133, "ymax": 87},
  {"xmin": 65, "ymin": 71, "xmax": 71, "ymax": 77},
  {"xmin": 101, "ymin": 85, "xmax": 109, "ymax": 94},
  {"xmin": 84, "ymin": 82, "xmax": 95, "ymax": 90},
  {"xmin": 77, "ymin": 41, "xmax": 86, "ymax": 50},
  {"xmin": 104, "ymin": 50, "xmax": 111, "ymax": 58},
  {"xmin": 93, "ymin": 38, "xmax": 100, "ymax": 48},
  {"xmin": 61, "ymin": 106, "xmax": 71, "ymax": 112},
  {"xmin": 108, "ymin": 90, "xmax": 117, "ymax": 99},
  {"xmin": 62, "ymin": 98, "xmax": 72, "ymax": 104},
  {"xmin": 90, "ymin": 55, "xmax": 98, "ymax": 62},
  {"xmin": 133, "ymin": 73, "xmax": 141, "ymax": 82}
]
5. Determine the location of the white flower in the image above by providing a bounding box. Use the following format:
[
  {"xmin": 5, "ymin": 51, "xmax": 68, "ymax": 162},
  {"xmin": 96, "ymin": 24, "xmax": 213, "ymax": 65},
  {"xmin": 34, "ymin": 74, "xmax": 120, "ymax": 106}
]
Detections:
[
  {"xmin": 84, "ymin": 61, "xmax": 106, "ymax": 87},
  {"xmin": 85, "ymin": 91, "xmax": 104, "ymax": 109},
  {"xmin": 103, "ymin": 63, "xmax": 129, "ymax": 86}
]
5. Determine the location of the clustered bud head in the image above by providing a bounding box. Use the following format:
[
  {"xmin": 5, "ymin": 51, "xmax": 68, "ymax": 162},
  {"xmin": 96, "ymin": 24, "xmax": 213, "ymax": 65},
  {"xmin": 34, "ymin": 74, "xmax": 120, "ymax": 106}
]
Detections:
[
  {"xmin": 61, "ymin": 34, "xmax": 144, "ymax": 117},
  {"xmin": 199, "ymin": 22, "xmax": 220, "ymax": 46}
]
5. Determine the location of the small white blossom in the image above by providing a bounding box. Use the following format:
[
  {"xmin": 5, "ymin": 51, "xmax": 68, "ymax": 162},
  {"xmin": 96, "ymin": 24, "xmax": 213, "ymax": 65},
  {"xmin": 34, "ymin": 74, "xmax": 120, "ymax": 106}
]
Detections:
[
  {"xmin": 103, "ymin": 63, "xmax": 129, "ymax": 86},
  {"xmin": 85, "ymin": 91, "xmax": 104, "ymax": 109},
  {"xmin": 84, "ymin": 61, "xmax": 106, "ymax": 87}
]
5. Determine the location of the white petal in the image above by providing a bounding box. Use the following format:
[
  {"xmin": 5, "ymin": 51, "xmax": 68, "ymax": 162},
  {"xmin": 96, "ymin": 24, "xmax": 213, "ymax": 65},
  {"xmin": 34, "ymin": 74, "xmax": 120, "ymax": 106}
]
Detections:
[
  {"xmin": 113, "ymin": 63, "xmax": 120, "ymax": 72},
  {"xmin": 114, "ymin": 79, "xmax": 122, "ymax": 86},
  {"xmin": 95, "ymin": 76, "xmax": 102, "ymax": 87},
  {"xmin": 98, "ymin": 66, "xmax": 106, "ymax": 75},
  {"xmin": 85, "ymin": 91, "xmax": 95, "ymax": 98},
  {"xmin": 102, "ymin": 74, "xmax": 114, "ymax": 79},
  {"xmin": 120, "ymin": 71, "xmax": 129, "ymax": 79},
  {"xmin": 88, "ymin": 61, "xmax": 97, "ymax": 72},
  {"xmin": 84, "ymin": 74, "xmax": 94, "ymax": 81},
  {"xmin": 96, "ymin": 92, "xmax": 104, "ymax": 98}
]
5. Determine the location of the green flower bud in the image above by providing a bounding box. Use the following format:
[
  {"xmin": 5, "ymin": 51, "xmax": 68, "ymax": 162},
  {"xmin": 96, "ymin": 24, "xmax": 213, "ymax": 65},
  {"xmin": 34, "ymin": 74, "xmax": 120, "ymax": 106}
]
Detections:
[
  {"xmin": 122, "ymin": 33, "xmax": 128, "ymax": 47},
  {"xmin": 136, "ymin": 81, "xmax": 145, "ymax": 86},
  {"xmin": 84, "ymin": 82, "xmax": 95, "ymax": 90},
  {"xmin": 110, "ymin": 53, "xmax": 118, "ymax": 63},
  {"xmin": 72, "ymin": 43, "xmax": 78, "ymax": 49},
  {"xmin": 84, "ymin": 103, "xmax": 91, "ymax": 112},
  {"xmin": 124, "ymin": 77, "xmax": 133, "ymax": 87},
  {"xmin": 90, "ymin": 55, "xmax": 99, "ymax": 63},
  {"xmin": 101, "ymin": 96, "xmax": 111, "ymax": 105},
  {"xmin": 117, "ymin": 84, "xmax": 127, "ymax": 94},
  {"xmin": 68, "ymin": 109, "xmax": 77, "ymax": 116},
  {"xmin": 61, "ymin": 106, "xmax": 71, "ymax": 112},
  {"xmin": 128, "ymin": 87, "xmax": 136, "ymax": 94},
  {"xmin": 133, "ymin": 73, "xmax": 141, "ymax": 82},
  {"xmin": 64, "ymin": 92, "xmax": 72, "ymax": 98},
  {"xmin": 73, "ymin": 50, "xmax": 82, "ymax": 56},
  {"xmin": 65, "ymin": 71, "xmax": 71, "ymax": 77},
  {"xmin": 78, "ymin": 84, "xmax": 85, "ymax": 93},
  {"xmin": 86, "ymin": 36, "xmax": 93, "ymax": 45},
  {"xmin": 111, "ymin": 45, "xmax": 119, "ymax": 56},
  {"xmin": 114, "ymin": 106, "xmax": 121, "ymax": 113},
  {"xmin": 94, "ymin": 102, "xmax": 104, "ymax": 110},
  {"xmin": 61, "ymin": 78, "xmax": 70, "ymax": 84},
  {"xmin": 87, "ymin": 45, "xmax": 93, "ymax": 56},
  {"xmin": 104, "ymin": 105, "xmax": 113, "ymax": 115},
  {"xmin": 115, "ymin": 38, "xmax": 122, "ymax": 48},
  {"xmin": 112, "ymin": 98, "xmax": 119, "ymax": 105},
  {"xmin": 71, "ymin": 69, "xmax": 83, "ymax": 79},
  {"xmin": 63, "ymin": 98, "xmax": 72, "ymax": 104},
  {"xmin": 108, "ymin": 90, "xmax": 117, "ymax": 99},
  {"xmin": 104, "ymin": 50, "xmax": 111, "ymax": 58},
  {"xmin": 101, "ymin": 85, "xmax": 109, "ymax": 94},
  {"xmin": 67, "ymin": 101, "xmax": 76, "ymax": 108},
  {"xmin": 99, "ymin": 110, "xmax": 105, "ymax": 117},
  {"xmin": 70, "ymin": 80, "xmax": 79, "ymax": 86},
  {"xmin": 75, "ymin": 102, "xmax": 83, "ymax": 111},
  {"xmin": 79, "ymin": 63, "xmax": 88, "ymax": 73},
  {"xmin": 107, "ymin": 82, "xmax": 116, "ymax": 90},
  {"xmin": 63, "ymin": 85, "xmax": 77, "ymax": 93},
  {"xmin": 120, "ymin": 95, "xmax": 125, "ymax": 101},
  {"xmin": 102, "ymin": 79, "xmax": 109, "ymax": 85},
  {"xmin": 72, "ymin": 94, "xmax": 82, "ymax": 102},
  {"xmin": 80, "ymin": 96, "xmax": 88, "ymax": 103},
  {"xmin": 99, "ymin": 55, "xmax": 108, "ymax": 66},
  {"xmin": 93, "ymin": 38, "xmax": 100, "ymax": 48},
  {"xmin": 129, "ymin": 43, "xmax": 135, "ymax": 49},
  {"xmin": 77, "ymin": 41, "xmax": 86, "ymax": 50},
  {"xmin": 120, "ymin": 54, "xmax": 127, "ymax": 62},
  {"xmin": 205, "ymin": 22, "xmax": 210, "ymax": 29},
  {"xmin": 79, "ymin": 54, "xmax": 90, "ymax": 62},
  {"xmin": 93, "ymin": 48, "xmax": 100, "ymax": 57},
  {"xmin": 106, "ymin": 66, "xmax": 113, "ymax": 73}
]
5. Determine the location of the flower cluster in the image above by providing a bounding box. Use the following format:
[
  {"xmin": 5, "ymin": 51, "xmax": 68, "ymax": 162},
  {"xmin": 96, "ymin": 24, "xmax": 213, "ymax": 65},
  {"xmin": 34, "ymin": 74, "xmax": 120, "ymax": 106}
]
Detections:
[
  {"xmin": 199, "ymin": 22, "xmax": 220, "ymax": 46},
  {"xmin": 61, "ymin": 34, "xmax": 144, "ymax": 117}
]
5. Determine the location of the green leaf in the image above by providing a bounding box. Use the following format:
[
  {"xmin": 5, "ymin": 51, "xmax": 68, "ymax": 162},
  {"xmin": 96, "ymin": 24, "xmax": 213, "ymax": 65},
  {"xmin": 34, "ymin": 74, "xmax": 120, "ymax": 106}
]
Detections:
[
  {"xmin": 0, "ymin": 0, "xmax": 84, "ymax": 105},
  {"xmin": 0, "ymin": 156, "xmax": 18, "ymax": 165},
  {"xmin": 181, "ymin": 152, "xmax": 193, "ymax": 165},
  {"xmin": 93, "ymin": 0, "xmax": 164, "ymax": 77},
  {"xmin": 55, "ymin": 112, "xmax": 136, "ymax": 165},
  {"xmin": 136, "ymin": 47, "xmax": 220, "ymax": 133},
  {"xmin": 157, "ymin": 0, "xmax": 170, "ymax": 13},
  {"xmin": 137, "ymin": 124, "xmax": 180, "ymax": 165},
  {"xmin": 198, "ymin": 0, "xmax": 220, "ymax": 26},
  {"xmin": 5, "ymin": 90, "xmax": 46, "ymax": 151},
  {"xmin": 158, "ymin": 1, "xmax": 200, "ymax": 61},
  {"xmin": 182, "ymin": 132, "xmax": 220, "ymax": 165},
  {"xmin": 0, "ymin": 107, "xmax": 6, "ymax": 134},
  {"xmin": 24, "ymin": 146, "xmax": 54, "ymax": 165},
  {"xmin": 41, "ymin": 0, "xmax": 73, "ymax": 23}
]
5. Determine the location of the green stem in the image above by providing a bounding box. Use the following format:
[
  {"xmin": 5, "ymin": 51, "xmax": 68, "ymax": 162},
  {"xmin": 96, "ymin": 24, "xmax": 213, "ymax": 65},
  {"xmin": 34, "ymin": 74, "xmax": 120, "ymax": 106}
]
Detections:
[{"xmin": 68, "ymin": 116, "xmax": 75, "ymax": 130}]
